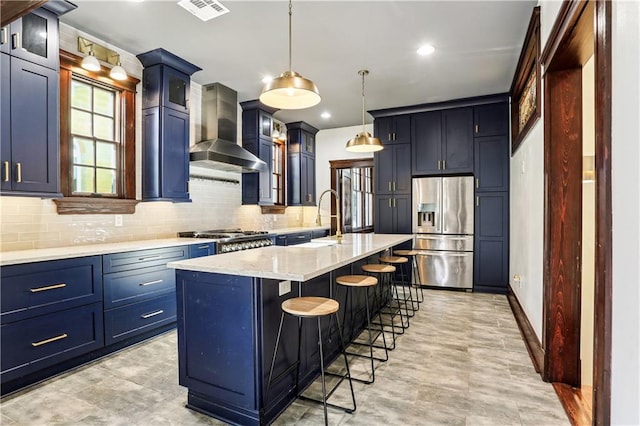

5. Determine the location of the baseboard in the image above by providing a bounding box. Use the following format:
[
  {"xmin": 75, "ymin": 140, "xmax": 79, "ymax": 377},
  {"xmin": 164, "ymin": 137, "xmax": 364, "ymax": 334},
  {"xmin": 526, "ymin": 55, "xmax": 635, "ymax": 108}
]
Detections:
[{"xmin": 506, "ymin": 285, "xmax": 544, "ymax": 374}]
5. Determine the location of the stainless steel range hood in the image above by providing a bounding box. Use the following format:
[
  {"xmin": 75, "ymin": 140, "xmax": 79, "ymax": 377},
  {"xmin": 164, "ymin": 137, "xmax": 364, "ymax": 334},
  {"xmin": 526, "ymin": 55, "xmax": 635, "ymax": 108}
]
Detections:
[{"xmin": 190, "ymin": 83, "xmax": 268, "ymax": 173}]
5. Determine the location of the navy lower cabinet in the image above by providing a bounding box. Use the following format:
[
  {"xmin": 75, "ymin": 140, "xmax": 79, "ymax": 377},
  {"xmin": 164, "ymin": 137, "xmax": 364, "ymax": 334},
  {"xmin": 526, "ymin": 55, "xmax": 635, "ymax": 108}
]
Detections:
[
  {"xmin": 189, "ymin": 242, "xmax": 216, "ymax": 258},
  {"xmin": 275, "ymin": 231, "xmax": 312, "ymax": 246},
  {"xmin": 474, "ymin": 192, "xmax": 509, "ymax": 293},
  {"xmin": 102, "ymin": 246, "xmax": 187, "ymax": 344},
  {"xmin": 0, "ymin": 256, "xmax": 104, "ymax": 387}
]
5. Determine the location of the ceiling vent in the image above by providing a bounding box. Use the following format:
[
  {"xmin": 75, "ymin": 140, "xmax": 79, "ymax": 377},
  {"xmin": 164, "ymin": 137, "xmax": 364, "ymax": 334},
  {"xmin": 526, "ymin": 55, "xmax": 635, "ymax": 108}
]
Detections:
[{"xmin": 177, "ymin": 0, "xmax": 229, "ymax": 22}]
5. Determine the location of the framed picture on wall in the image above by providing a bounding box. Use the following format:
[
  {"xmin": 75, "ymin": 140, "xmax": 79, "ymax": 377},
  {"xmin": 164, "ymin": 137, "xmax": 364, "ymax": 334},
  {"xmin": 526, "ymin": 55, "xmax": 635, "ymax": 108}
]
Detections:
[{"xmin": 510, "ymin": 6, "xmax": 541, "ymax": 155}]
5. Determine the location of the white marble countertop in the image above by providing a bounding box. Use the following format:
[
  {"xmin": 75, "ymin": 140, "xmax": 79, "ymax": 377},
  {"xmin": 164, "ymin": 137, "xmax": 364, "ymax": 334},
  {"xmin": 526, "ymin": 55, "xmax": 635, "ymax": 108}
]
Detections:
[
  {"xmin": 268, "ymin": 226, "xmax": 329, "ymax": 235},
  {"xmin": 0, "ymin": 238, "xmax": 216, "ymax": 266},
  {"xmin": 167, "ymin": 233, "xmax": 414, "ymax": 281}
]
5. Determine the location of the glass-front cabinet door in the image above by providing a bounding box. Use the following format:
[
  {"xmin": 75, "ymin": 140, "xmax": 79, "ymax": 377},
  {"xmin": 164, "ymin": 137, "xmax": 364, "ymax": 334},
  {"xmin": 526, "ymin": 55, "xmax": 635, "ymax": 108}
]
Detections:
[
  {"xmin": 3, "ymin": 8, "xmax": 59, "ymax": 70},
  {"xmin": 162, "ymin": 66, "xmax": 190, "ymax": 113}
]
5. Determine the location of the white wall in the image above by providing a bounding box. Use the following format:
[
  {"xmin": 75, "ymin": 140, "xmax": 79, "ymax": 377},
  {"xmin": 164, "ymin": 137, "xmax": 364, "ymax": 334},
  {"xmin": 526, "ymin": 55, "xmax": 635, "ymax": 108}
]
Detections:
[
  {"xmin": 611, "ymin": 1, "xmax": 640, "ymax": 423},
  {"xmin": 310, "ymin": 124, "xmax": 373, "ymax": 226},
  {"xmin": 510, "ymin": 1, "xmax": 640, "ymax": 422}
]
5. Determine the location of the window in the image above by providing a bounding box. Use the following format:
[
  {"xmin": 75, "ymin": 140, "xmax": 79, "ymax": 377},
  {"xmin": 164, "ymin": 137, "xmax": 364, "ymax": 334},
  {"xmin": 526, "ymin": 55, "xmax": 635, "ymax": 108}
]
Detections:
[
  {"xmin": 272, "ymin": 140, "xmax": 285, "ymax": 205},
  {"xmin": 330, "ymin": 158, "xmax": 374, "ymax": 234},
  {"xmin": 55, "ymin": 50, "xmax": 139, "ymax": 214},
  {"xmin": 70, "ymin": 79, "xmax": 119, "ymax": 196}
]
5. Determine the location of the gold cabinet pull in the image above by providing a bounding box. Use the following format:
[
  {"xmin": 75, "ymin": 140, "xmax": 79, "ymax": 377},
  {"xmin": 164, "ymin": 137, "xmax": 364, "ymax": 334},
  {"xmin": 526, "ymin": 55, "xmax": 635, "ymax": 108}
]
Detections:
[
  {"xmin": 442, "ymin": 160, "xmax": 446, "ymax": 170},
  {"xmin": 393, "ymin": 181, "xmax": 396, "ymax": 191},
  {"xmin": 139, "ymin": 279, "xmax": 163, "ymax": 287},
  {"xmin": 16, "ymin": 162, "xmax": 22, "ymax": 182},
  {"xmin": 388, "ymin": 198, "xmax": 392, "ymax": 208},
  {"xmin": 476, "ymin": 196, "xmax": 480, "ymax": 207},
  {"xmin": 475, "ymin": 124, "xmax": 479, "ymax": 133},
  {"xmin": 388, "ymin": 133, "xmax": 392, "ymax": 141},
  {"xmin": 141, "ymin": 310, "xmax": 164, "ymax": 319},
  {"xmin": 393, "ymin": 198, "xmax": 397, "ymax": 207},
  {"xmin": 0, "ymin": 27, "xmax": 7, "ymax": 45},
  {"xmin": 32, "ymin": 333, "xmax": 68, "ymax": 347},
  {"xmin": 3, "ymin": 161, "xmax": 9, "ymax": 182},
  {"xmin": 11, "ymin": 32, "xmax": 19, "ymax": 50},
  {"xmin": 476, "ymin": 178, "xmax": 479, "ymax": 188},
  {"xmin": 30, "ymin": 283, "xmax": 66, "ymax": 293},
  {"xmin": 437, "ymin": 160, "xmax": 441, "ymax": 170}
]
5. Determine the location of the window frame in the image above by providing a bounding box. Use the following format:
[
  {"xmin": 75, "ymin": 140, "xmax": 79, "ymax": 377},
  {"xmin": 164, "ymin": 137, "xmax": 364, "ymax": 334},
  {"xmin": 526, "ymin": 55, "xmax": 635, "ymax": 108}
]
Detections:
[{"xmin": 56, "ymin": 50, "xmax": 139, "ymax": 214}]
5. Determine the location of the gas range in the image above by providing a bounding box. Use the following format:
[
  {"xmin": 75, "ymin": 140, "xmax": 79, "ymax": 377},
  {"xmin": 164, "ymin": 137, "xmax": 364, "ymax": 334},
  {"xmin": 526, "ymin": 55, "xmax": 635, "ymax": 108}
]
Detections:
[{"xmin": 178, "ymin": 229, "xmax": 276, "ymax": 253}]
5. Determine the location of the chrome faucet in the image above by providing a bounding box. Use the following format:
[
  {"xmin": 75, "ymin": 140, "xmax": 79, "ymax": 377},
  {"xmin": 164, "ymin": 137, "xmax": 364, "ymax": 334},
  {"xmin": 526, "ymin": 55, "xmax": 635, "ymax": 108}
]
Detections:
[{"xmin": 316, "ymin": 189, "xmax": 342, "ymax": 243}]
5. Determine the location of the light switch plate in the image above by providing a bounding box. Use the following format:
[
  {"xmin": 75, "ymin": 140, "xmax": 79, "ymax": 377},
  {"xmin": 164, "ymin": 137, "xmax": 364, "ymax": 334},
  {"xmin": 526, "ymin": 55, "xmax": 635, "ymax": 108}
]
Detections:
[
  {"xmin": 115, "ymin": 215, "xmax": 123, "ymax": 227},
  {"xmin": 279, "ymin": 280, "xmax": 291, "ymax": 296}
]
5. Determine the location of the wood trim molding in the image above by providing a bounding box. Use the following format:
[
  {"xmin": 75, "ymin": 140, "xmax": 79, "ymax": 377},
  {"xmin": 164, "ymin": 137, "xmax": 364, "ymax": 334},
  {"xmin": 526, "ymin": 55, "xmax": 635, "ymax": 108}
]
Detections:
[
  {"xmin": 260, "ymin": 205, "xmax": 287, "ymax": 214},
  {"xmin": 592, "ymin": 1, "xmax": 612, "ymax": 423},
  {"xmin": 53, "ymin": 197, "xmax": 139, "ymax": 214},
  {"xmin": 507, "ymin": 285, "xmax": 544, "ymax": 373},
  {"xmin": 0, "ymin": 0, "xmax": 47, "ymax": 26},
  {"xmin": 553, "ymin": 383, "xmax": 593, "ymax": 426},
  {"xmin": 510, "ymin": 6, "xmax": 541, "ymax": 154},
  {"xmin": 329, "ymin": 158, "xmax": 373, "ymax": 170}
]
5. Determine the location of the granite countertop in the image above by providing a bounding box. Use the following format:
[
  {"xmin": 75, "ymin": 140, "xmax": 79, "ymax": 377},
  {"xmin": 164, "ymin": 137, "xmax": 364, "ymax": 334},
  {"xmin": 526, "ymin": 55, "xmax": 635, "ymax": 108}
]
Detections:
[
  {"xmin": 167, "ymin": 233, "xmax": 413, "ymax": 282},
  {"xmin": 0, "ymin": 238, "xmax": 217, "ymax": 267}
]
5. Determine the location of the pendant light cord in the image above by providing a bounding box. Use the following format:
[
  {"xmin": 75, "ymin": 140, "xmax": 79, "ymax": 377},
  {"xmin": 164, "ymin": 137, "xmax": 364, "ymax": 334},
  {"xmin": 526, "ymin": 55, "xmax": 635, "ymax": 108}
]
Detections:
[
  {"xmin": 360, "ymin": 70, "xmax": 368, "ymax": 133},
  {"xmin": 288, "ymin": 0, "xmax": 292, "ymax": 72}
]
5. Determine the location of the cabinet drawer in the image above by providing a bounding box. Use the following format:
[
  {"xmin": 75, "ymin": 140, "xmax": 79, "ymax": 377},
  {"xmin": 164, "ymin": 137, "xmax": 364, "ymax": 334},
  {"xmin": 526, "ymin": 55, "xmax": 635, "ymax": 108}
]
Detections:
[
  {"xmin": 1, "ymin": 302, "xmax": 104, "ymax": 382},
  {"xmin": 189, "ymin": 242, "xmax": 216, "ymax": 258},
  {"xmin": 103, "ymin": 266, "xmax": 176, "ymax": 309},
  {"xmin": 103, "ymin": 246, "xmax": 188, "ymax": 274},
  {"xmin": 1, "ymin": 256, "xmax": 102, "ymax": 323},
  {"xmin": 104, "ymin": 294, "xmax": 176, "ymax": 345}
]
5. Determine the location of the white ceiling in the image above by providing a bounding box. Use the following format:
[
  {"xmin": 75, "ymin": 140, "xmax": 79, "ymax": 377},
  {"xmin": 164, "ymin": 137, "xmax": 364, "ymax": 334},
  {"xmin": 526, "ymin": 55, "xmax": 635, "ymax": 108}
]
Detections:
[{"xmin": 61, "ymin": 0, "xmax": 536, "ymax": 130}]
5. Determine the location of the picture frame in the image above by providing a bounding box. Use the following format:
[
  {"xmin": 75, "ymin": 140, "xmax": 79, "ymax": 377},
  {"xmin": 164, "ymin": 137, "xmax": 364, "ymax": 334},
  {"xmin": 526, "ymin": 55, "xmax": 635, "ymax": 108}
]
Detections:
[{"xmin": 510, "ymin": 6, "xmax": 541, "ymax": 155}]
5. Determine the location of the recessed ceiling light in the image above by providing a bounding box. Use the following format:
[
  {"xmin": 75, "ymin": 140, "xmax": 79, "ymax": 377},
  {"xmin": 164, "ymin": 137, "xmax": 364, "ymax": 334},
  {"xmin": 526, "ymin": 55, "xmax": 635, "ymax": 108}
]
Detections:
[
  {"xmin": 321, "ymin": 112, "xmax": 331, "ymax": 119},
  {"xmin": 262, "ymin": 76, "xmax": 273, "ymax": 84},
  {"xmin": 417, "ymin": 44, "xmax": 436, "ymax": 56}
]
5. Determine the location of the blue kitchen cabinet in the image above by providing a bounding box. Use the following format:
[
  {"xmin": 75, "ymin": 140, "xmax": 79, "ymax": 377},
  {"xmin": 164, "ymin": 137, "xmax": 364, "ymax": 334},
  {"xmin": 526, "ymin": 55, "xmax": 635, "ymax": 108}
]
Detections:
[
  {"xmin": 474, "ymin": 135, "xmax": 509, "ymax": 192},
  {"xmin": 189, "ymin": 242, "xmax": 216, "ymax": 258},
  {"xmin": 137, "ymin": 48, "xmax": 201, "ymax": 202},
  {"xmin": 474, "ymin": 191, "xmax": 509, "ymax": 293},
  {"xmin": 0, "ymin": 256, "xmax": 104, "ymax": 384},
  {"xmin": 374, "ymin": 114, "xmax": 411, "ymax": 145},
  {"xmin": 473, "ymin": 102, "xmax": 509, "ymax": 137},
  {"xmin": 412, "ymin": 107, "xmax": 474, "ymax": 176},
  {"xmin": 241, "ymin": 101, "xmax": 278, "ymax": 205},
  {"xmin": 275, "ymin": 231, "xmax": 312, "ymax": 246},
  {"xmin": 374, "ymin": 143, "xmax": 411, "ymax": 195},
  {"xmin": 287, "ymin": 121, "xmax": 318, "ymax": 206},
  {"xmin": 374, "ymin": 193, "xmax": 411, "ymax": 234},
  {"xmin": 142, "ymin": 107, "xmax": 191, "ymax": 201},
  {"xmin": 0, "ymin": 3, "xmax": 74, "ymax": 197}
]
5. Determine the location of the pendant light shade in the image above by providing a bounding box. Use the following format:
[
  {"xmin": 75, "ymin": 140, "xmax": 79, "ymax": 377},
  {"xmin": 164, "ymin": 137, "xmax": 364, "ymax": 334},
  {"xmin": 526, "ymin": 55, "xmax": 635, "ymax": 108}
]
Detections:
[
  {"xmin": 260, "ymin": 0, "xmax": 320, "ymax": 110},
  {"xmin": 346, "ymin": 70, "xmax": 383, "ymax": 153}
]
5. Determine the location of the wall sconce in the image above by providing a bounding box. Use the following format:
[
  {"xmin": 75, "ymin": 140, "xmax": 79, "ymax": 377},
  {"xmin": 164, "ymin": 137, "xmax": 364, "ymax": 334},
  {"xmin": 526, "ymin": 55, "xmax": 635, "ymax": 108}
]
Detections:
[
  {"xmin": 272, "ymin": 122, "xmax": 287, "ymax": 142},
  {"xmin": 77, "ymin": 36, "xmax": 128, "ymax": 80}
]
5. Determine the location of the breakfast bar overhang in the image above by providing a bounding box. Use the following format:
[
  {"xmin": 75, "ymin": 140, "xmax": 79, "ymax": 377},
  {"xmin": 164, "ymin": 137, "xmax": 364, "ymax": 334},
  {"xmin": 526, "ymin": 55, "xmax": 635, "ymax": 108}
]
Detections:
[{"xmin": 167, "ymin": 233, "xmax": 413, "ymax": 425}]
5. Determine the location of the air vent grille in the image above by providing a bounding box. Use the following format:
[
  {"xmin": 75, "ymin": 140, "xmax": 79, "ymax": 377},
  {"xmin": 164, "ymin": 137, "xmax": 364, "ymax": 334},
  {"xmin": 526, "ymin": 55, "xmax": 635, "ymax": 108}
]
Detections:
[{"xmin": 177, "ymin": 0, "xmax": 229, "ymax": 22}]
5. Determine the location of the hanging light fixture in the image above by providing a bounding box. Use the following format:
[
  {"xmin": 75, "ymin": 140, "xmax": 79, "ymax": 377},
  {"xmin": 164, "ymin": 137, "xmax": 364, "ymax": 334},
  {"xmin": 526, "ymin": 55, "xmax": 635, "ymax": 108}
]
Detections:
[
  {"xmin": 259, "ymin": 0, "xmax": 320, "ymax": 110},
  {"xmin": 81, "ymin": 43, "xmax": 101, "ymax": 72},
  {"xmin": 109, "ymin": 54, "xmax": 128, "ymax": 81},
  {"xmin": 346, "ymin": 70, "xmax": 383, "ymax": 153}
]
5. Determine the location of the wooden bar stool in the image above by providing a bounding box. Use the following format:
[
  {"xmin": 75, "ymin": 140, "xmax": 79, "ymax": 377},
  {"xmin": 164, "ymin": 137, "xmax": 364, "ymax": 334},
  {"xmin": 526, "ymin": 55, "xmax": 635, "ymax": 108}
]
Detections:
[
  {"xmin": 379, "ymin": 255, "xmax": 416, "ymax": 320},
  {"xmin": 266, "ymin": 297, "xmax": 356, "ymax": 425},
  {"xmin": 335, "ymin": 274, "xmax": 389, "ymax": 384},
  {"xmin": 361, "ymin": 263, "xmax": 406, "ymax": 349},
  {"xmin": 393, "ymin": 249, "xmax": 425, "ymax": 306}
]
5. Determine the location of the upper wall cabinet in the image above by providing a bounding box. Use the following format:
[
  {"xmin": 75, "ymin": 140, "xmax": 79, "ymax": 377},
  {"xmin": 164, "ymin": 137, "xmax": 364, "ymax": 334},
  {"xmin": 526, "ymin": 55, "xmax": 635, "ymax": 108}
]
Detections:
[
  {"xmin": 0, "ymin": 2, "xmax": 76, "ymax": 198},
  {"xmin": 374, "ymin": 115, "xmax": 411, "ymax": 144},
  {"xmin": 137, "ymin": 48, "xmax": 201, "ymax": 202},
  {"xmin": 473, "ymin": 103, "xmax": 509, "ymax": 137},
  {"xmin": 240, "ymin": 100, "xmax": 278, "ymax": 205},
  {"xmin": 287, "ymin": 121, "xmax": 318, "ymax": 206},
  {"xmin": 412, "ymin": 107, "xmax": 474, "ymax": 176}
]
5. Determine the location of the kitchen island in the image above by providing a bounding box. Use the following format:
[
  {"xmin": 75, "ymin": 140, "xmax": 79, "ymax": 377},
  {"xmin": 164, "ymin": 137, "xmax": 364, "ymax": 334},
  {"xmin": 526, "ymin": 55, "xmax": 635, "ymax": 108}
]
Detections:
[{"xmin": 167, "ymin": 233, "xmax": 413, "ymax": 425}]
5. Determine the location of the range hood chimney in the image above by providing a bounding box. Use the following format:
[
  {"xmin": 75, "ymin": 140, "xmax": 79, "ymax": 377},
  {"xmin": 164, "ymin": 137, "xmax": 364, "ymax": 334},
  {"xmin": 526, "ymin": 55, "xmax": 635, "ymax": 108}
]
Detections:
[{"xmin": 190, "ymin": 83, "xmax": 268, "ymax": 173}]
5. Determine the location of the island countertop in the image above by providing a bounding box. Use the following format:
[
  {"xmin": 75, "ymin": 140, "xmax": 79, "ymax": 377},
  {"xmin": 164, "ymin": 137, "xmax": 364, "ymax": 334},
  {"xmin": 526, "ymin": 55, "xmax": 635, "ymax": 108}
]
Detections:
[{"xmin": 167, "ymin": 233, "xmax": 413, "ymax": 281}]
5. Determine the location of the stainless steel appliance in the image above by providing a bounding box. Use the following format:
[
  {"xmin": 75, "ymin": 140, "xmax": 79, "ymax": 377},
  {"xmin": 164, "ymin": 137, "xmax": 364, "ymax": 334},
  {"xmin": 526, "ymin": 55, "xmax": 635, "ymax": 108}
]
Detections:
[
  {"xmin": 178, "ymin": 229, "xmax": 275, "ymax": 253},
  {"xmin": 412, "ymin": 176, "xmax": 474, "ymax": 289}
]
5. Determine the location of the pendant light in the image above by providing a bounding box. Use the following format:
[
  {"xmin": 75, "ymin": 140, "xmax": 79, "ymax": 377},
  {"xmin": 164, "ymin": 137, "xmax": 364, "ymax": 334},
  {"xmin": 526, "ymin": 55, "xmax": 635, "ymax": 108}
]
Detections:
[
  {"xmin": 260, "ymin": 0, "xmax": 320, "ymax": 110},
  {"xmin": 346, "ymin": 70, "xmax": 383, "ymax": 153}
]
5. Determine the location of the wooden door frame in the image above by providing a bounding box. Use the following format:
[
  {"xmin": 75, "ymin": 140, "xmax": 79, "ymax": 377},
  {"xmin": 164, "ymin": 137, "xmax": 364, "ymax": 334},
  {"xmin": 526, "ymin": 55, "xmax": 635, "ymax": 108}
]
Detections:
[
  {"xmin": 329, "ymin": 158, "xmax": 374, "ymax": 235},
  {"xmin": 541, "ymin": 1, "xmax": 611, "ymax": 424}
]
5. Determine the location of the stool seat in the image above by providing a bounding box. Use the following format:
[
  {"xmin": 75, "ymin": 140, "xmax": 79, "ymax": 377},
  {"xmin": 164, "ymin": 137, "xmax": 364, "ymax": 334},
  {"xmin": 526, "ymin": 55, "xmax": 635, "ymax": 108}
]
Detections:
[
  {"xmin": 282, "ymin": 297, "xmax": 339, "ymax": 317},
  {"xmin": 393, "ymin": 249, "xmax": 418, "ymax": 256},
  {"xmin": 336, "ymin": 275, "xmax": 378, "ymax": 287},
  {"xmin": 379, "ymin": 255, "xmax": 409, "ymax": 264},
  {"xmin": 362, "ymin": 263, "xmax": 396, "ymax": 274}
]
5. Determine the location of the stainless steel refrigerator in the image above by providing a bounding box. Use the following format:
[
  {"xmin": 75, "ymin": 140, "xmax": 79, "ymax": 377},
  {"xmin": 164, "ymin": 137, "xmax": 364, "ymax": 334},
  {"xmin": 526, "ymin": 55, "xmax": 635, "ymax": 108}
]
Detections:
[{"xmin": 412, "ymin": 176, "xmax": 474, "ymax": 289}]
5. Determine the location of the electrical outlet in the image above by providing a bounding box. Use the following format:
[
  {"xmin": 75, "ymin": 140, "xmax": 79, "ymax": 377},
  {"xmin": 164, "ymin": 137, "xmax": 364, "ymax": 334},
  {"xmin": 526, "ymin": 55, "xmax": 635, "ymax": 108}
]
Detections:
[
  {"xmin": 278, "ymin": 280, "xmax": 291, "ymax": 296},
  {"xmin": 114, "ymin": 215, "xmax": 123, "ymax": 227}
]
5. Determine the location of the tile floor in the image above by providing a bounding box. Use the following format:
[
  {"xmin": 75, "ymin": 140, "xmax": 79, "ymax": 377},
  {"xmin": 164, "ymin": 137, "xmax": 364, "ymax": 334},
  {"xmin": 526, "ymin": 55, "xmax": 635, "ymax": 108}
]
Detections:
[{"xmin": 0, "ymin": 290, "xmax": 569, "ymax": 425}]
